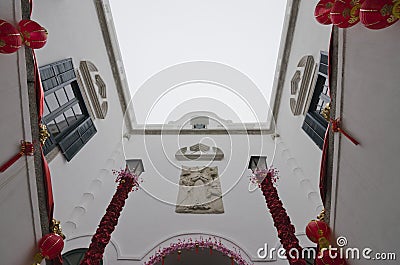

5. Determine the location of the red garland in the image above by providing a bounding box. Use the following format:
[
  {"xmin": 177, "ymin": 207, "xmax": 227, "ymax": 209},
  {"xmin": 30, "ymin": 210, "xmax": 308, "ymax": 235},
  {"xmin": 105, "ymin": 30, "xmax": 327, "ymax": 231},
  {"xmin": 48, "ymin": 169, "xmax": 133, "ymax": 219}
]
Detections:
[
  {"xmin": 256, "ymin": 170, "xmax": 306, "ymax": 265},
  {"xmin": 80, "ymin": 169, "xmax": 140, "ymax": 265}
]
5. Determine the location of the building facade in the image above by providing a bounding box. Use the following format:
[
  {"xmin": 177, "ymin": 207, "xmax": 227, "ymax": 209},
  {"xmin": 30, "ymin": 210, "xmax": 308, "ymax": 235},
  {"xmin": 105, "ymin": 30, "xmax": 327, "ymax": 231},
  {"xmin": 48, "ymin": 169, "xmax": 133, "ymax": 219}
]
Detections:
[{"xmin": 0, "ymin": 0, "xmax": 399, "ymax": 265}]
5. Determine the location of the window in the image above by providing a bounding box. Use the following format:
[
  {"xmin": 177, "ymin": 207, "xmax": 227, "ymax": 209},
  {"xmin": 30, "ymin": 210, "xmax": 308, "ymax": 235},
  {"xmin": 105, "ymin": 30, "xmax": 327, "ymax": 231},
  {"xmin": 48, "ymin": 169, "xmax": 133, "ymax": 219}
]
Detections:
[
  {"xmin": 248, "ymin": 156, "xmax": 268, "ymax": 171},
  {"xmin": 62, "ymin": 248, "xmax": 103, "ymax": 265},
  {"xmin": 40, "ymin": 58, "xmax": 97, "ymax": 161},
  {"xmin": 302, "ymin": 52, "xmax": 330, "ymax": 149},
  {"xmin": 302, "ymin": 247, "xmax": 317, "ymax": 264}
]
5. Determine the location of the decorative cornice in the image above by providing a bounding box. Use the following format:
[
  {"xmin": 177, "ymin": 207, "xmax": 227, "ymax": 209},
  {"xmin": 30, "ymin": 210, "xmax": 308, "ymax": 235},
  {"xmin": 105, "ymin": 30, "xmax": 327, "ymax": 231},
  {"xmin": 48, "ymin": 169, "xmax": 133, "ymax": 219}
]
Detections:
[
  {"xmin": 175, "ymin": 143, "xmax": 224, "ymax": 161},
  {"xmin": 130, "ymin": 128, "xmax": 274, "ymax": 135}
]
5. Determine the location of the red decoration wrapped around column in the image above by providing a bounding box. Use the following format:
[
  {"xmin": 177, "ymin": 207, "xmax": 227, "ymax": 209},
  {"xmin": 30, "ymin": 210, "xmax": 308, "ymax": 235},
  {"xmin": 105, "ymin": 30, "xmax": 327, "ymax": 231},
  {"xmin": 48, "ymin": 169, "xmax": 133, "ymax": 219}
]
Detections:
[
  {"xmin": 360, "ymin": 0, "xmax": 399, "ymax": 29},
  {"xmin": 80, "ymin": 169, "xmax": 141, "ymax": 265},
  {"xmin": 254, "ymin": 169, "xmax": 306, "ymax": 265},
  {"xmin": 18, "ymin": 19, "xmax": 48, "ymax": 49},
  {"xmin": 316, "ymin": 249, "xmax": 347, "ymax": 265},
  {"xmin": 315, "ymin": 0, "xmax": 335, "ymax": 25},
  {"xmin": 330, "ymin": 0, "xmax": 364, "ymax": 28},
  {"xmin": 0, "ymin": 19, "xmax": 22, "ymax": 54}
]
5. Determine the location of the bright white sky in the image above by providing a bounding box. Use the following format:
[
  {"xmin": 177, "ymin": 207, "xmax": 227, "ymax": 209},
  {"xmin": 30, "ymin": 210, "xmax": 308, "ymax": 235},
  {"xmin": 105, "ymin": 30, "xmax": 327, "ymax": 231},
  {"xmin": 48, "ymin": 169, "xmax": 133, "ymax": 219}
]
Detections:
[{"xmin": 109, "ymin": 0, "xmax": 287, "ymax": 124}]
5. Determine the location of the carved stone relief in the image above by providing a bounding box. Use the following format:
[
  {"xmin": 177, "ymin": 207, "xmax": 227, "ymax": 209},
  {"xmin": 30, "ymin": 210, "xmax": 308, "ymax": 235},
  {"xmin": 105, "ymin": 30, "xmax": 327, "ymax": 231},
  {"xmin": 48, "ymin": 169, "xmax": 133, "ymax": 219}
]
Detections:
[
  {"xmin": 290, "ymin": 55, "xmax": 315, "ymax": 116},
  {"xmin": 79, "ymin": 61, "xmax": 108, "ymax": 119},
  {"xmin": 176, "ymin": 166, "xmax": 224, "ymax": 214},
  {"xmin": 175, "ymin": 143, "xmax": 224, "ymax": 161}
]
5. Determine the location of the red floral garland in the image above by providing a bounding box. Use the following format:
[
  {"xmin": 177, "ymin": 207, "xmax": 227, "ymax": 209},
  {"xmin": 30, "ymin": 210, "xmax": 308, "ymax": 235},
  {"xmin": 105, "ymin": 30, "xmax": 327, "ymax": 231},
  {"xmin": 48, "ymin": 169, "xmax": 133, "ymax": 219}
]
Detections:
[
  {"xmin": 144, "ymin": 236, "xmax": 251, "ymax": 265},
  {"xmin": 80, "ymin": 169, "xmax": 140, "ymax": 265},
  {"xmin": 255, "ymin": 169, "xmax": 306, "ymax": 265}
]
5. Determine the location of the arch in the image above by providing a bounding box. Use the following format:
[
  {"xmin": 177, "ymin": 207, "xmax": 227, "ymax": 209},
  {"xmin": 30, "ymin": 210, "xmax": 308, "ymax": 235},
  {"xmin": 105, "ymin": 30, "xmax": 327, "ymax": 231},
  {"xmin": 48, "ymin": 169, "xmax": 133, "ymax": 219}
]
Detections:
[
  {"xmin": 62, "ymin": 248, "xmax": 103, "ymax": 265},
  {"xmin": 142, "ymin": 233, "xmax": 253, "ymax": 265}
]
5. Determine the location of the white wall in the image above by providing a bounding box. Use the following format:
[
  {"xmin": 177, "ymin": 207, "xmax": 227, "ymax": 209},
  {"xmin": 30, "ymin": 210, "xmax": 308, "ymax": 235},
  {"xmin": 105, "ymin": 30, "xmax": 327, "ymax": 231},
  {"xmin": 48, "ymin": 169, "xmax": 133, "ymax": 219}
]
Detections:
[
  {"xmin": 331, "ymin": 23, "xmax": 400, "ymax": 265},
  {"xmin": 0, "ymin": 1, "xmax": 43, "ymax": 265},
  {"xmin": 31, "ymin": 0, "xmax": 129, "ymax": 259},
  {"xmin": 25, "ymin": 1, "xmax": 334, "ymax": 265},
  {"xmin": 272, "ymin": 0, "xmax": 332, "ymax": 219},
  {"xmin": 114, "ymin": 133, "xmax": 314, "ymax": 264}
]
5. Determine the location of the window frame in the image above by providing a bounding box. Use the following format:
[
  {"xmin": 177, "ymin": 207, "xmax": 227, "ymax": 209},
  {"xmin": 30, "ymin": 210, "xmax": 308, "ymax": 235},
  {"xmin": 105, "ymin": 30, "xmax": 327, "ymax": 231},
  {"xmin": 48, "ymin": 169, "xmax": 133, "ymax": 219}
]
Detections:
[
  {"xmin": 62, "ymin": 248, "xmax": 103, "ymax": 265},
  {"xmin": 40, "ymin": 58, "xmax": 97, "ymax": 161},
  {"xmin": 302, "ymin": 51, "xmax": 330, "ymax": 149}
]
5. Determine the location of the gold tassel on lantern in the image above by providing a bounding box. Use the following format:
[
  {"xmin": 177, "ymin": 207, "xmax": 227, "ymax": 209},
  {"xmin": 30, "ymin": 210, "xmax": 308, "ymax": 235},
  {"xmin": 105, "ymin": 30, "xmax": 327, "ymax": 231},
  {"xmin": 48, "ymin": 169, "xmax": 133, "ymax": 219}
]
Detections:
[{"xmin": 32, "ymin": 252, "xmax": 44, "ymax": 265}]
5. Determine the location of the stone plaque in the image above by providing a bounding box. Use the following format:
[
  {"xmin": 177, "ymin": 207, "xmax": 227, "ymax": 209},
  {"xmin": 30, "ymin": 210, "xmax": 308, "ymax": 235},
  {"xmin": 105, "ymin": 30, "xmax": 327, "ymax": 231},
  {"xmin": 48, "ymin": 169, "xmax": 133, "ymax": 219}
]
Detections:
[{"xmin": 176, "ymin": 166, "xmax": 224, "ymax": 214}]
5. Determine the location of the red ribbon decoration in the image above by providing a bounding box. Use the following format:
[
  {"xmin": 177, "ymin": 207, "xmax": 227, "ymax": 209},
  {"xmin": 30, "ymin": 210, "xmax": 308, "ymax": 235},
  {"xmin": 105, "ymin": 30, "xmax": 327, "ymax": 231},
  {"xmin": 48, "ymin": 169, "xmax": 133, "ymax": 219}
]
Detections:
[
  {"xmin": 330, "ymin": 118, "xmax": 359, "ymax": 145},
  {"xmin": 320, "ymin": 126, "xmax": 329, "ymax": 204},
  {"xmin": 80, "ymin": 169, "xmax": 140, "ymax": 265},
  {"xmin": 0, "ymin": 141, "xmax": 34, "ymax": 172},
  {"xmin": 255, "ymin": 170, "xmax": 306, "ymax": 265},
  {"xmin": 28, "ymin": 1, "xmax": 60, "ymax": 264},
  {"xmin": 319, "ymin": 27, "xmax": 334, "ymax": 205}
]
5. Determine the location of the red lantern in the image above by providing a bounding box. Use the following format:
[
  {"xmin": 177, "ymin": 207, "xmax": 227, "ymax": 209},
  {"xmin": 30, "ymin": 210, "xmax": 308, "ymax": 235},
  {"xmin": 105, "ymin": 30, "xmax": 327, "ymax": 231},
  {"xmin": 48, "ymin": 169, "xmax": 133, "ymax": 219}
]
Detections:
[
  {"xmin": 38, "ymin": 233, "xmax": 64, "ymax": 259},
  {"xmin": 330, "ymin": 0, "xmax": 364, "ymax": 28},
  {"xmin": 360, "ymin": 0, "xmax": 399, "ymax": 29},
  {"xmin": 315, "ymin": 0, "xmax": 335, "ymax": 25},
  {"xmin": 316, "ymin": 249, "xmax": 347, "ymax": 265},
  {"xmin": 306, "ymin": 220, "xmax": 331, "ymax": 244},
  {"xmin": 18, "ymin": 19, "xmax": 48, "ymax": 49},
  {"xmin": 0, "ymin": 19, "xmax": 22, "ymax": 54}
]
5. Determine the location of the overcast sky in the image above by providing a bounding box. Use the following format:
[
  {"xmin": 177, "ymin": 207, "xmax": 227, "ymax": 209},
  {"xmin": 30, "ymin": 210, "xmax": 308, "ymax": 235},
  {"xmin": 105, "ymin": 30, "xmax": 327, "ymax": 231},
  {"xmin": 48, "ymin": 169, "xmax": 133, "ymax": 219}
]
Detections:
[{"xmin": 109, "ymin": 0, "xmax": 287, "ymax": 124}]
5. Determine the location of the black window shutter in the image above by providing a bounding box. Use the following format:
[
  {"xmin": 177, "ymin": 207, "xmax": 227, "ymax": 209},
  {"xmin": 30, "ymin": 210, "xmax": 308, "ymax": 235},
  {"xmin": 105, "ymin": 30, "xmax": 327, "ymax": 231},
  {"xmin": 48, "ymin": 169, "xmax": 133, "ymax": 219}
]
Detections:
[
  {"xmin": 42, "ymin": 133, "xmax": 57, "ymax": 155},
  {"xmin": 58, "ymin": 118, "xmax": 97, "ymax": 161},
  {"xmin": 302, "ymin": 114, "xmax": 326, "ymax": 149},
  {"xmin": 302, "ymin": 52, "xmax": 330, "ymax": 149},
  {"xmin": 40, "ymin": 58, "xmax": 75, "ymax": 93}
]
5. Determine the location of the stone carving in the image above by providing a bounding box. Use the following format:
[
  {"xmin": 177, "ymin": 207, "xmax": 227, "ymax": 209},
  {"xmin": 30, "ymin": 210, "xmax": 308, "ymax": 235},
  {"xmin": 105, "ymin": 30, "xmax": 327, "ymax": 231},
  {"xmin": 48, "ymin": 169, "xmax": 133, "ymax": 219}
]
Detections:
[
  {"xmin": 175, "ymin": 143, "xmax": 224, "ymax": 161},
  {"xmin": 176, "ymin": 166, "xmax": 224, "ymax": 214},
  {"xmin": 290, "ymin": 55, "xmax": 315, "ymax": 116},
  {"xmin": 79, "ymin": 61, "xmax": 108, "ymax": 119}
]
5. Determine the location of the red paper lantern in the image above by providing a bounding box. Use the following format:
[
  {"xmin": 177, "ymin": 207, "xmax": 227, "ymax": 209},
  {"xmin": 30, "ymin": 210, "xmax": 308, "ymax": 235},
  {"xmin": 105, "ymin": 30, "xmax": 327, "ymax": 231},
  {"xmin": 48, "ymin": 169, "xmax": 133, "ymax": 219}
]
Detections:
[
  {"xmin": 315, "ymin": 0, "xmax": 335, "ymax": 25},
  {"xmin": 316, "ymin": 249, "xmax": 347, "ymax": 265},
  {"xmin": 305, "ymin": 220, "xmax": 331, "ymax": 244},
  {"xmin": 0, "ymin": 19, "xmax": 22, "ymax": 54},
  {"xmin": 38, "ymin": 233, "xmax": 64, "ymax": 259},
  {"xmin": 18, "ymin": 19, "xmax": 48, "ymax": 49},
  {"xmin": 360, "ymin": 0, "xmax": 399, "ymax": 29},
  {"xmin": 330, "ymin": 0, "xmax": 364, "ymax": 28}
]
